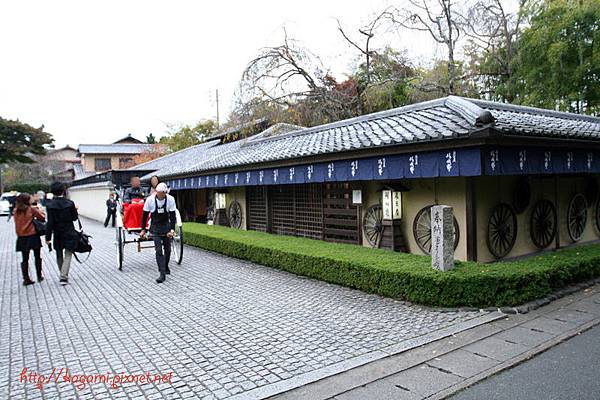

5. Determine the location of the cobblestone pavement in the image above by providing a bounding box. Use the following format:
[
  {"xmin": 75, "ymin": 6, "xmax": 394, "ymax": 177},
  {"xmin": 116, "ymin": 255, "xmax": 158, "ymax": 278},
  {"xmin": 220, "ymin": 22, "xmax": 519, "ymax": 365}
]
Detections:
[{"xmin": 0, "ymin": 217, "xmax": 486, "ymax": 399}]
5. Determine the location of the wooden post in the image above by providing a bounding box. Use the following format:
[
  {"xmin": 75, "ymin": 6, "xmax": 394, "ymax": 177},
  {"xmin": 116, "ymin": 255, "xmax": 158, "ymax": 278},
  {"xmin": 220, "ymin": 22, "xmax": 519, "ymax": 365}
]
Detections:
[
  {"xmin": 466, "ymin": 177, "xmax": 477, "ymax": 261},
  {"xmin": 265, "ymin": 186, "xmax": 272, "ymax": 233},
  {"xmin": 320, "ymin": 183, "xmax": 325, "ymax": 240},
  {"xmin": 554, "ymin": 175, "xmax": 560, "ymax": 250}
]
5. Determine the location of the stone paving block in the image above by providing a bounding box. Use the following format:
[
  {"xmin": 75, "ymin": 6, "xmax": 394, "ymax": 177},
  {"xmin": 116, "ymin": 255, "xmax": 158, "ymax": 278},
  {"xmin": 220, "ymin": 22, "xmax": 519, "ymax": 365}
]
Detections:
[
  {"xmin": 521, "ymin": 317, "xmax": 578, "ymax": 335},
  {"xmin": 386, "ymin": 364, "xmax": 463, "ymax": 397},
  {"xmin": 543, "ymin": 308, "xmax": 597, "ymax": 324},
  {"xmin": 463, "ymin": 337, "xmax": 529, "ymax": 362},
  {"xmin": 0, "ymin": 218, "xmax": 482, "ymax": 399},
  {"xmin": 427, "ymin": 349, "xmax": 499, "ymax": 378},
  {"xmin": 496, "ymin": 326, "xmax": 555, "ymax": 347},
  {"xmin": 334, "ymin": 379, "xmax": 424, "ymax": 400},
  {"xmin": 565, "ymin": 299, "xmax": 600, "ymax": 315}
]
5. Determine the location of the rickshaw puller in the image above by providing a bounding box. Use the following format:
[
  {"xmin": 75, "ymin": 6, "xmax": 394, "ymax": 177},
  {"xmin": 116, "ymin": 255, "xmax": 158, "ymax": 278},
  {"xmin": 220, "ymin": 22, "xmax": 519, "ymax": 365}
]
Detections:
[{"xmin": 140, "ymin": 183, "xmax": 177, "ymax": 283}]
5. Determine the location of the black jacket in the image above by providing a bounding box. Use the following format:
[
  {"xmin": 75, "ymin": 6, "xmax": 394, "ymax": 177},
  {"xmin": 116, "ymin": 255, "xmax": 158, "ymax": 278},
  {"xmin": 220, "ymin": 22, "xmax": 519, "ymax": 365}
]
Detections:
[
  {"xmin": 123, "ymin": 186, "xmax": 146, "ymax": 203},
  {"xmin": 106, "ymin": 199, "xmax": 117, "ymax": 212},
  {"xmin": 45, "ymin": 197, "xmax": 79, "ymax": 250}
]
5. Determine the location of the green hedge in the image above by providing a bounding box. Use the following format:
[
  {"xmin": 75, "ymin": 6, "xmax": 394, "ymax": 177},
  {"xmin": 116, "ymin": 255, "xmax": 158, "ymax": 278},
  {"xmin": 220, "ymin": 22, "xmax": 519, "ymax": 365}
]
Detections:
[
  {"xmin": 182, "ymin": 223, "xmax": 600, "ymax": 308},
  {"xmin": 4, "ymin": 182, "xmax": 50, "ymax": 194}
]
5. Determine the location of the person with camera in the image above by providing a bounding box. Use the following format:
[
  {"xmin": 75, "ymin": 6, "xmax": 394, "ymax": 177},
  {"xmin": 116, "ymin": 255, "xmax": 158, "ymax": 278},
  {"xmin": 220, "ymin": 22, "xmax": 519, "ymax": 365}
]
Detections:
[{"xmin": 14, "ymin": 193, "xmax": 46, "ymax": 286}]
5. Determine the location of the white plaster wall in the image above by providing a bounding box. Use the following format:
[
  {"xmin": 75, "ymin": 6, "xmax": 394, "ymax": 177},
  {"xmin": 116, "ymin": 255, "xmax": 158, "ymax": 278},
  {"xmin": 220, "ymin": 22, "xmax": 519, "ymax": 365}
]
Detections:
[{"xmin": 68, "ymin": 182, "xmax": 114, "ymax": 222}]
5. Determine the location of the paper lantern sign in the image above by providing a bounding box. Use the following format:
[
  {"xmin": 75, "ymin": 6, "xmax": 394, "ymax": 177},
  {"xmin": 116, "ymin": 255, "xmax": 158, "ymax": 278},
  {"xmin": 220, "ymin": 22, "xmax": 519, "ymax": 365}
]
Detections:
[
  {"xmin": 382, "ymin": 190, "xmax": 402, "ymax": 220},
  {"xmin": 382, "ymin": 190, "xmax": 393, "ymax": 220},
  {"xmin": 215, "ymin": 193, "xmax": 227, "ymax": 210},
  {"xmin": 352, "ymin": 190, "xmax": 362, "ymax": 205},
  {"xmin": 392, "ymin": 191, "xmax": 402, "ymax": 220}
]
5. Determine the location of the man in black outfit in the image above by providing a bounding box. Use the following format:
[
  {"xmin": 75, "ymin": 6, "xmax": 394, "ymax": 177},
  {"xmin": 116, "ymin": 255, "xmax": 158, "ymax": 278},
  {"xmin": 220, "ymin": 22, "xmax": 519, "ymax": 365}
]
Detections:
[
  {"xmin": 45, "ymin": 182, "xmax": 79, "ymax": 286},
  {"xmin": 140, "ymin": 183, "xmax": 177, "ymax": 284},
  {"xmin": 104, "ymin": 193, "xmax": 117, "ymax": 227}
]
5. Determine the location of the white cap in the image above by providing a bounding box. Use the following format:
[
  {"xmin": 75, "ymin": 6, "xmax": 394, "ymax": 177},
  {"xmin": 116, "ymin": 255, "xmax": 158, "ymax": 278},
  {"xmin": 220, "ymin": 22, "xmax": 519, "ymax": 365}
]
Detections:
[{"xmin": 156, "ymin": 182, "xmax": 169, "ymax": 193}]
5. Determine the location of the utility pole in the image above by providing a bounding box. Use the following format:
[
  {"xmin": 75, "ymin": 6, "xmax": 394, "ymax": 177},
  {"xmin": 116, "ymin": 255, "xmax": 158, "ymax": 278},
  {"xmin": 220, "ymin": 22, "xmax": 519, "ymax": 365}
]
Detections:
[{"xmin": 215, "ymin": 89, "xmax": 220, "ymax": 128}]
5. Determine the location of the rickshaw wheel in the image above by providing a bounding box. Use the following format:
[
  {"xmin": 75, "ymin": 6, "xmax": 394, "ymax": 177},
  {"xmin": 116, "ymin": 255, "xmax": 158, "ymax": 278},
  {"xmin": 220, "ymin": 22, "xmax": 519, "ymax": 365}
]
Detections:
[
  {"xmin": 172, "ymin": 226, "xmax": 183, "ymax": 265},
  {"xmin": 116, "ymin": 227, "xmax": 124, "ymax": 270}
]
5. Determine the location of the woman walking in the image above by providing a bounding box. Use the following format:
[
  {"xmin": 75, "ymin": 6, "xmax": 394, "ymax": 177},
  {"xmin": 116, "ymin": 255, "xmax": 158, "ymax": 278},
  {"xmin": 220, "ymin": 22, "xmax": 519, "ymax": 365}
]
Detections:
[
  {"xmin": 45, "ymin": 182, "xmax": 79, "ymax": 286},
  {"xmin": 14, "ymin": 193, "xmax": 46, "ymax": 286}
]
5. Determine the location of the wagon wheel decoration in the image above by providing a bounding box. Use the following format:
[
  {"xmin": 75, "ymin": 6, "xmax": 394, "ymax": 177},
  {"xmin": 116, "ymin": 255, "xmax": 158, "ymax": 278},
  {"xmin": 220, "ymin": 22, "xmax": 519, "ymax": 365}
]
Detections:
[
  {"xmin": 530, "ymin": 200, "xmax": 557, "ymax": 249},
  {"xmin": 486, "ymin": 203, "xmax": 517, "ymax": 259},
  {"xmin": 567, "ymin": 193, "xmax": 587, "ymax": 242},
  {"xmin": 413, "ymin": 205, "xmax": 460, "ymax": 255},
  {"xmin": 363, "ymin": 204, "xmax": 384, "ymax": 248},
  {"xmin": 227, "ymin": 200, "xmax": 243, "ymax": 229}
]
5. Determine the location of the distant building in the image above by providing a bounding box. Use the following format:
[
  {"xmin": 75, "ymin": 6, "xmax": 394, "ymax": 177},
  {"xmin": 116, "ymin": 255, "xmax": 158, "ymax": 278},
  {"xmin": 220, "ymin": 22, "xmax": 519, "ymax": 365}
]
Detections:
[
  {"xmin": 78, "ymin": 135, "xmax": 159, "ymax": 173},
  {"xmin": 112, "ymin": 133, "xmax": 145, "ymax": 144},
  {"xmin": 43, "ymin": 145, "xmax": 81, "ymax": 183}
]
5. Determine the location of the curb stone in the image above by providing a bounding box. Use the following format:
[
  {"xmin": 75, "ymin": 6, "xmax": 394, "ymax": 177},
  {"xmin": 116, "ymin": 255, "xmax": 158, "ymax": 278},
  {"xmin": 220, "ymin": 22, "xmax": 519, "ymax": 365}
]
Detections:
[
  {"xmin": 433, "ymin": 277, "xmax": 600, "ymax": 315},
  {"xmin": 429, "ymin": 316, "xmax": 600, "ymax": 400}
]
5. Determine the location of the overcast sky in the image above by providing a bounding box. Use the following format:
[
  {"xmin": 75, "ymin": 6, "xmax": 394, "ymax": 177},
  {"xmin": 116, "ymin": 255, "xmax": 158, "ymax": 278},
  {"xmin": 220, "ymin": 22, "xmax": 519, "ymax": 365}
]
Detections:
[{"xmin": 0, "ymin": 0, "xmax": 456, "ymax": 147}]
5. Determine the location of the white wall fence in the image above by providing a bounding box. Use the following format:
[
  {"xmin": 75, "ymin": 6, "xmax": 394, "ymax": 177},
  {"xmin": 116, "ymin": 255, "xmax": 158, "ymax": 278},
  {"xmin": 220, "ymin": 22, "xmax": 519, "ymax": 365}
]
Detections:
[{"xmin": 68, "ymin": 181, "xmax": 114, "ymax": 222}]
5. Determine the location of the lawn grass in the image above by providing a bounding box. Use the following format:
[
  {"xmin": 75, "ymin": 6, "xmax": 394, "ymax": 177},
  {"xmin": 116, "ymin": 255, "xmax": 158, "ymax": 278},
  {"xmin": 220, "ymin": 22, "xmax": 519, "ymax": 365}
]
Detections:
[{"xmin": 183, "ymin": 222, "xmax": 600, "ymax": 308}]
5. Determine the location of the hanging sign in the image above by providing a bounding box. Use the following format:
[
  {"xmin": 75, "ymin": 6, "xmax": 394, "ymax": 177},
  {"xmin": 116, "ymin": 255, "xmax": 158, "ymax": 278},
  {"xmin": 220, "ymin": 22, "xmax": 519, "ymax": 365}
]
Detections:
[
  {"xmin": 382, "ymin": 190, "xmax": 393, "ymax": 220},
  {"xmin": 165, "ymin": 147, "xmax": 482, "ymax": 190},
  {"xmin": 392, "ymin": 191, "xmax": 402, "ymax": 220},
  {"xmin": 215, "ymin": 193, "xmax": 227, "ymax": 210},
  {"xmin": 352, "ymin": 190, "xmax": 362, "ymax": 205}
]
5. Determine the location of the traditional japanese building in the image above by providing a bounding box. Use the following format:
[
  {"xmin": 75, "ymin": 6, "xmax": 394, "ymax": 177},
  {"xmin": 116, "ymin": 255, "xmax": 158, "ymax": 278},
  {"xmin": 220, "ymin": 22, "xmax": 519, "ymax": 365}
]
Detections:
[{"xmin": 131, "ymin": 96, "xmax": 600, "ymax": 263}]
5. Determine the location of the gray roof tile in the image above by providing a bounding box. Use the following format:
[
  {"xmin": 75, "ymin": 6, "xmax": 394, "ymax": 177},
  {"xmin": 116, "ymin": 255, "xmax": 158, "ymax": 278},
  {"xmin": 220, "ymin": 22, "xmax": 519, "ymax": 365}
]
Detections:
[
  {"xmin": 78, "ymin": 143, "xmax": 159, "ymax": 155},
  {"xmin": 137, "ymin": 96, "xmax": 600, "ymax": 179}
]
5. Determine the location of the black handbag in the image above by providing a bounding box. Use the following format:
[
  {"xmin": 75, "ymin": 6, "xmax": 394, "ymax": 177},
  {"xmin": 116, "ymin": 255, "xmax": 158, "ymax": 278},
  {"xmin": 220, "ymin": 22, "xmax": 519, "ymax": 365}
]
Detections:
[
  {"xmin": 73, "ymin": 218, "xmax": 93, "ymax": 263},
  {"xmin": 33, "ymin": 218, "xmax": 46, "ymax": 236}
]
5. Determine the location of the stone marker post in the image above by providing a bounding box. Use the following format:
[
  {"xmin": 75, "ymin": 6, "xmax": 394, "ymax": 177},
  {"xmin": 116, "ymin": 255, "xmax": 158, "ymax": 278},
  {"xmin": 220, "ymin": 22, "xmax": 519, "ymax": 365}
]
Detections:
[{"xmin": 431, "ymin": 205, "xmax": 454, "ymax": 272}]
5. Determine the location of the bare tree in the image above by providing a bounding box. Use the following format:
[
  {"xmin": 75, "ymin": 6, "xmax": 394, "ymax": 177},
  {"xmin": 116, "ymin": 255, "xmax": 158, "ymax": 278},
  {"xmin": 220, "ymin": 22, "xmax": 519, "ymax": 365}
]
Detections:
[
  {"xmin": 461, "ymin": 0, "xmax": 528, "ymax": 101},
  {"xmin": 387, "ymin": 0, "xmax": 462, "ymax": 95},
  {"xmin": 336, "ymin": 11, "xmax": 389, "ymax": 86},
  {"xmin": 239, "ymin": 28, "xmax": 325, "ymax": 106},
  {"xmin": 236, "ymin": 28, "xmax": 357, "ymax": 126}
]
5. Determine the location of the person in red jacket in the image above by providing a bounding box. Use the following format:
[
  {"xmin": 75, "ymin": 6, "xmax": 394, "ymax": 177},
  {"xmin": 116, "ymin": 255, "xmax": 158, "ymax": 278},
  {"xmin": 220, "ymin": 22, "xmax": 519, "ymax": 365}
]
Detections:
[{"xmin": 14, "ymin": 193, "xmax": 46, "ymax": 285}]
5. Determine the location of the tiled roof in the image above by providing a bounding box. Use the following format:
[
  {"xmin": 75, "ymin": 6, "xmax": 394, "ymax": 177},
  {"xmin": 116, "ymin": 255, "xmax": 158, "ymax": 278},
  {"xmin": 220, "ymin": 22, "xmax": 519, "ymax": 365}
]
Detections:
[
  {"xmin": 73, "ymin": 163, "xmax": 95, "ymax": 180},
  {"xmin": 469, "ymin": 99, "xmax": 600, "ymax": 137},
  {"xmin": 135, "ymin": 96, "xmax": 600, "ymax": 179},
  {"xmin": 78, "ymin": 143, "xmax": 158, "ymax": 155},
  {"xmin": 131, "ymin": 140, "xmax": 221, "ymax": 177}
]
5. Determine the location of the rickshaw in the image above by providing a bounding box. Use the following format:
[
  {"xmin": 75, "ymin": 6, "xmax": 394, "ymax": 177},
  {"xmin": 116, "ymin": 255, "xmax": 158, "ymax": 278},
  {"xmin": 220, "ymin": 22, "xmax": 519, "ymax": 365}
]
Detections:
[{"xmin": 114, "ymin": 190, "xmax": 184, "ymax": 270}]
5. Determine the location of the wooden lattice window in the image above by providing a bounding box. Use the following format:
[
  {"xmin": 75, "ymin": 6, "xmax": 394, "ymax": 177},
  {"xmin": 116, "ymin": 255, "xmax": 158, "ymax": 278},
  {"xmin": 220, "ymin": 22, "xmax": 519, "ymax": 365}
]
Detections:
[
  {"xmin": 294, "ymin": 184, "xmax": 323, "ymax": 240},
  {"xmin": 247, "ymin": 186, "xmax": 268, "ymax": 232},
  {"xmin": 323, "ymin": 182, "xmax": 360, "ymax": 244},
  {"xmin": 270, "ymin": 185, "xmax": 296, "ymax": 236}
]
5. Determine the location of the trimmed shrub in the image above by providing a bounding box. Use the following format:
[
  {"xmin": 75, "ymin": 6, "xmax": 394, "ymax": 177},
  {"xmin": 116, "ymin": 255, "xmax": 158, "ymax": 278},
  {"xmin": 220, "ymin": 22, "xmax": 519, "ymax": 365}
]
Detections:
[
  {"xmin": 4, "ymin": 182, "xmax": 50, "ymax": 194},
  {"xmin": 183, "ymin": 223, "xmax": 600, "ymax": 308}
]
